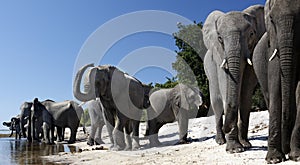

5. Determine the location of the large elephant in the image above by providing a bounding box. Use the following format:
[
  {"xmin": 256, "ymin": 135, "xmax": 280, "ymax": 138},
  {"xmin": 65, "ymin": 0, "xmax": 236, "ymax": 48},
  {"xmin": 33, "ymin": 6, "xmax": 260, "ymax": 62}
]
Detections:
[
  {"xmin": 146, "ymin": 83, "xmax": 203, "ymax": 147},
  {"xmin": 253, "ymin": 0, "xmax": 300, "ymax": 163},
  {"xmin": 73, "ymin": 64, "xmax": 151, "ymax": 150},
  {"xmin": 203, "ymin": 5, "xmax": 265, "ymax": 153},
  {"xmin": 31, "ymin": 98, "xmax": 83, "ymax": 144},
  {"xmin": 86, "ymin": 99, "xmax": 105, "ymax": 146}
]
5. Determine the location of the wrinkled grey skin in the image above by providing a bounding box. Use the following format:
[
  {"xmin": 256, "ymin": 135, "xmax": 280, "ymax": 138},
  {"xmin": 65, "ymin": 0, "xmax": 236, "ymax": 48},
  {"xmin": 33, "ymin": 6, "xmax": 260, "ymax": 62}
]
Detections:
[
  {"xmin": 86, "ymin": 99, "xmax": 105, "ymax": 146},
  {"xmin": 73, "ymin": 64, "xmax": 151, "ymax": 151},
  {"xmin": 253, "ymin": 0, "xmax": 300, "ymax": 163},
  {"xmin": 32, "ymin": 98, "xmax": 54, "ymax": 144},
  {"xmin": 203, "ymin": 5, "xmax": 265, "ymax": 153},
  {"xmin": 3, "ymin": 115, "xmax": 22, "ymax": 139},
  {"xmin": 146, "ymin": 84, "xmax": 203, "ymax": 147},
  {"xmin": 31, "ymin": 98, "xmax": 83, "ymax": 144}
]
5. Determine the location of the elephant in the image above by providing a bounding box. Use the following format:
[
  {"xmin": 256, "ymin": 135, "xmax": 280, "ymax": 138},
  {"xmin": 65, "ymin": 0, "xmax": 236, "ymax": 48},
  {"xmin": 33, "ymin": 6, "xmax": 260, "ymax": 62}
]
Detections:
[
  {"xmin": 73, "ymin": 64, "xmax": 151, "ymax": 150},
  {"xmin": 146, "ymin": 83, "xmax": 203, "ymax": 147},
  {"xmin": 202, "ymin": 5, "xmax": 266, "ymax": 153},
  {"xmin": 32, "ymin": 98, "xmax": 55, "ymax": 144},
  {"xmin": 3, "ymin": 115, "xmax": 22, "ymax": 139},
  {"xmin": 86, "ymin": 99, "xmax": 105, "ymax": 146},
  {"xmin": 31, "ymin": 98, "xmax": 83, "ymax": 144},
  {"xmin": 20, "ymin": 102, "xmax": 33, "ymax": 140},
  {"xmin": 253, "ymin": 0, "xmax": 300, "ymax": 163},
  {"xmin": 19, "ymin": 101, "xmax": 64, "ymax": 142}
]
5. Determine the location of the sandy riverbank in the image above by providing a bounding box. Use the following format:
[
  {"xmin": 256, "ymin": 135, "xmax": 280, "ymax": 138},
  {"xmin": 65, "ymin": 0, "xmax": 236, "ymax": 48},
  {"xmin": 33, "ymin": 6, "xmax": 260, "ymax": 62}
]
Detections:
[{"xmin": 42, "ymin": 111, "xmax": 298, "ymax": 165}]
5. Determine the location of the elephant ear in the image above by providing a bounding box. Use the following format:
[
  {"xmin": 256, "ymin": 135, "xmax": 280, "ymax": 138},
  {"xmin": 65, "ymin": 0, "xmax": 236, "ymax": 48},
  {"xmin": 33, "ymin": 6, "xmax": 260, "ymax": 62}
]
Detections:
[
  {"xmin": 203, "ymin": 10, "xmax": 225, "ymax": 56},
  {"xmin": 243, "ymin": 5, "xmax": 266, "ymax": 39},
  {"xmin": 173, "ymin": 84, "xmax": 190, "ymax": 112}
]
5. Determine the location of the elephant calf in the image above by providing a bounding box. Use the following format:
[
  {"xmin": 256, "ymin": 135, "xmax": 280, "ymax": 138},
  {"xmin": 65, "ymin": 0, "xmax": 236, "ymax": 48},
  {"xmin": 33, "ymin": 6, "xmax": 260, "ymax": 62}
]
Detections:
[{"xmin": 146, "ymin": 83, "xmax": 203, "ymax": 147}]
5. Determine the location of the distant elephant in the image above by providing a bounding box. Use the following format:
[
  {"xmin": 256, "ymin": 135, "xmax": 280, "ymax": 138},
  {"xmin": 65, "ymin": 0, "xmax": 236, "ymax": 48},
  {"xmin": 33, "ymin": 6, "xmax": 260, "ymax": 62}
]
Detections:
[
  {"xmin": 146, "ymin": 84, "xmax": 203, "ymax": 147},
  {"xmin": 3, "ymin": 115, "xmax": 22, "ymax": 139},
  {"xmin": 31, "ymin": 98, "xmax": 83, "ymax": 144},
  {"xmin": 73, "ymin": 64, "xmax": 151, "ymax": 150},
  {"xmin": 86, "ymin": 99, "xmax": 105, "ymax": 146},
  {"xmin": 203, "ymin": 5, "xmax": 265, "ymax": 153},
  {"xmin": 20, "ymin": 102, "xmax": 33, "ymax": 140},
  {"xmin": 253, "ymin": 0, "xmax": 300, "ymax": 163},
  {"xmin": 32, "ymin": 98, "xmax": 55, "ymax": 144},
  {"xmin": 19, "ymin": 101, "xmax": 63, "ymax": 142}
]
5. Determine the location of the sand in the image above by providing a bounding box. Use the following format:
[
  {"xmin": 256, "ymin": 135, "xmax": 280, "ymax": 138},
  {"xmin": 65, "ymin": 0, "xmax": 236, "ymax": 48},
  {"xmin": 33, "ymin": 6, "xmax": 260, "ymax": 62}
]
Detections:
[{"xmin": 42, "ymin": 111, "xmax": 298, "ymax": 165}]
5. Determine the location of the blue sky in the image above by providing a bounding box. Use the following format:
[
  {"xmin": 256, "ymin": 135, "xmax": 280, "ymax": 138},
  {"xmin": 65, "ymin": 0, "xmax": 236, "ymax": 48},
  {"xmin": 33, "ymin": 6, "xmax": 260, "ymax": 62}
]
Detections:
[{"xmin": 0, "ymin": 0, "xmax": 265, "ymax": 129}]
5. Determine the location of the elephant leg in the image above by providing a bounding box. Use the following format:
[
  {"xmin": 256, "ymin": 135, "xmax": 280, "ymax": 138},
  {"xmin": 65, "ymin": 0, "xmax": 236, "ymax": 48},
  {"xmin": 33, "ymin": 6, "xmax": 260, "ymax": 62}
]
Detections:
[
  {"xmin": 56, "ymin": 127, "xmax": 63, "ymax": 142},
  {"xmin": 266, "ymin": 59, "xmax": 286, "ymax": 163},
  {"xmin": 94, "ymin": 122, "xmax": 105, "ymax": 145},
  {"xmin": 68, "ymin": 128, "xmax": 77, "ymax": 144},
  {"xmin": 205, "ymin": 56, "xmax": 226, "ymax": 145},
  {"xmin": 210, "ymin": 90, "xmax": 226, "ymax": 145},
  {"xmin": 148, "ymin": 119, "xmax": 164, "ymax": 147},
  {"xmin": 176, "ymin": 110, "xmax": 189, "ymax": 144},
  {"xmin": 238, "ymin": 66, "xmax": 257, "ymax": 148},
  {"xmin": 131, "ymin": 120, "xmax": 140, "ymax": 150},
  {"xmin": 87, "ymin": 124, "xmax": 96, "ymax": 146},
  {"xmin": 111, "ymin": 115, "xmax": 126, "ymax": 151},
  {"xmin": 103, "ymin": 109, "xmax": 115, "ymax": 147},
  {"xmin": 289, "ymin": 81, "xmax": 300, "ymax": 161},
  {"xmin": 124, "ymin": 122, "xmax": 132, "ymax": 151}
]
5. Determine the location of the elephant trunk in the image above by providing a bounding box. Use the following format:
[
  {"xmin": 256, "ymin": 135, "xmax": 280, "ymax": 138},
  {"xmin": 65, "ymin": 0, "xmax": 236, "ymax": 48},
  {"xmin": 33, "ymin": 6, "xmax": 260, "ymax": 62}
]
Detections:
[
  {"xmin": 278, "ymin": 16, "xmax": 295, "ymax": 154},
  {"xmin": 223, "ymin": 33, "xmax": 241, "ymax": 134},
  {"xmin": 73, "ymin": 64, "xmax": 96, "ymax": 102}
]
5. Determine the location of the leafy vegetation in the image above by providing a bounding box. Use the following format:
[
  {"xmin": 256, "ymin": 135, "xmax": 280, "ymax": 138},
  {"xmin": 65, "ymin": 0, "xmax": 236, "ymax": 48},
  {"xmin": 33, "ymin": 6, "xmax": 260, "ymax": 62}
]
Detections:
[{"xmin": 80, "ymin": 109, "xmax": 91, "ymax": 127}]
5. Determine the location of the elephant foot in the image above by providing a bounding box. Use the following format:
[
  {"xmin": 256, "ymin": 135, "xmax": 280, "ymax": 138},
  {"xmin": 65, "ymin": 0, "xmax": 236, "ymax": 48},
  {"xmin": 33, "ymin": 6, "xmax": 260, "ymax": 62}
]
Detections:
[
  {"xmin": 175, "ymin": 139, "xmax": 191, "ymax": 145},
  {"xmin": 132, "ymin": 143, "xmax": 140, "ymax": 151},
  {"xmin": 265, "ymin": 149, "xmax": 286, "ymax": 164},
  {"xmin": 289, "ymin": 150, "xmax": 300, "ymax": 162},
  {"xmin": 111, "ymin": 145, "xmax": 123, "ymax": 151},
  {"xmin": 124, "ymin": 146, "xmax": 132, "ymax": 151},
  {"xmin": 149, "ymin": 139, "xmax": 162, "ymax": 147},
  {"xmin": 215, "ymin": 133, "xmax": 226, "ymax": 145},
  {"xmin": 239, "ymin": 139, "xmax": 252, "ymax": 148},
  {"xmin": 95, "ymin": 138, "xmax": 105, "ymax": 145},
  {"xmin": 87, "ymin": 138, "xmax": 94, "ymax": 146},
  {"xmin": 226, "ymin": 140, "xmax": 244, "ymax": 154}
]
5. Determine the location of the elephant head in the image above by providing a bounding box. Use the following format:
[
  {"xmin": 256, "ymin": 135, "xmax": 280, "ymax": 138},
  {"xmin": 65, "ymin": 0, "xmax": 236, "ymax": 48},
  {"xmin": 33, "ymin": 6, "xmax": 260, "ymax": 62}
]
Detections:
[
  {"xmin": 173, "ymin": 84, "xmax": 203, "ymax": 112},
  {"xmin": 203, "ymin": 5, "xmax": 265, "ymax": 133}
]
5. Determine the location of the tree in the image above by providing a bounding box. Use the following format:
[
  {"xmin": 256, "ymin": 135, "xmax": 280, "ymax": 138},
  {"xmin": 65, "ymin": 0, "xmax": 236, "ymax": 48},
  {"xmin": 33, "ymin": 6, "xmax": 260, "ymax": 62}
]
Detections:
[{"xmin": 172, "ymin": 22, "xmax": 210, "ymax": 107}]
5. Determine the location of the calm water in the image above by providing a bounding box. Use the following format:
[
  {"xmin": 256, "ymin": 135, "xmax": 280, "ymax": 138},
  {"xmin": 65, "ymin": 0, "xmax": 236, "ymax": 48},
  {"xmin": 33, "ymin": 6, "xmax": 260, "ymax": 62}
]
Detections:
[{"xmin": 0, "ymin": 130, "xmax": 79, "ymax": 165}]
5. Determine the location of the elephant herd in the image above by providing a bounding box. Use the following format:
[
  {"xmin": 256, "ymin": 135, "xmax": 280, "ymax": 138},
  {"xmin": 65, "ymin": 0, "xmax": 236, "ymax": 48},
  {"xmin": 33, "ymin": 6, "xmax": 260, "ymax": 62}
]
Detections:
[
  {"xmin": 2, "ymin": 0, "xmax": 300, "ymax": 164},
  {"xmin": 3, "ymin": 99, "xmax": 84, "ymax": 144}
]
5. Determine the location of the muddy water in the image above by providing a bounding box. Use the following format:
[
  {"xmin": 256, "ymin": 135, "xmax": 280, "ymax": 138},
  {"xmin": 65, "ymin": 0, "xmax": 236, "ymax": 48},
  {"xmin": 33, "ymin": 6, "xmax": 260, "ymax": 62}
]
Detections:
[{"xmin": 0, "ymin": 137, "xmax": 79, "ymax": 165}]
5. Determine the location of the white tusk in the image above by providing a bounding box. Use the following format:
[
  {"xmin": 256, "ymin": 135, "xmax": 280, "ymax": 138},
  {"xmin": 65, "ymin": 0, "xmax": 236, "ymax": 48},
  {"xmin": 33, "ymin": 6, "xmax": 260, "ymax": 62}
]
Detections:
[
  {"xmin": 247, "ymin": 58, "xmax": 253, "ymax": 66},
  {"xmin": 79, "ymin": 102, "xmax": 86, "ymax": 107},
  {"xmin": 220, "ymin": 59, "xmax": 227, "ymax": 68},
  {"xmin": 269, "ymin": 49, "xmax": 278, "ymax": 61}
]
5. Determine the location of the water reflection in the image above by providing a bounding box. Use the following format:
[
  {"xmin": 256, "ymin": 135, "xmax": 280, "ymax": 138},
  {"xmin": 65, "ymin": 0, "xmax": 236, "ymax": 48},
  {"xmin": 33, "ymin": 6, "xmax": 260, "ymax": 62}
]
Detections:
[{"xmin": 0, "ymin": 138, "xmax": 79, "ymax": 165}]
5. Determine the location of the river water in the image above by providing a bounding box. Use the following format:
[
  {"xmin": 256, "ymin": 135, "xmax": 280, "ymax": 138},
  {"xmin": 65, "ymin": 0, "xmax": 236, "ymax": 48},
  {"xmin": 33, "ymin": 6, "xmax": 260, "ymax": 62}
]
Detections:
[{"xmin": 0, "ymin": 130, "xmax": 79, "ymax": 165}]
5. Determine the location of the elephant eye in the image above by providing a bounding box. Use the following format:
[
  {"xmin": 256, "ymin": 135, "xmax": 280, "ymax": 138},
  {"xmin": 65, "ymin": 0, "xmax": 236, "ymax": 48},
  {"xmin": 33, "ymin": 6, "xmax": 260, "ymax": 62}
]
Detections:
[{"xmin": 249, "ymin": 30, "xmax": 255, "ymax": 38}]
